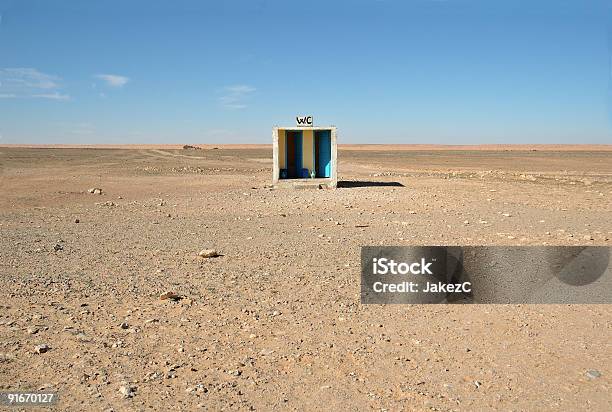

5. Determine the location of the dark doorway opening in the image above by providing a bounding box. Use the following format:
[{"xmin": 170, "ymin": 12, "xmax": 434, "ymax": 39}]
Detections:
[{"xmin": 284, "ymin": 131, "xmax": 302, "ymax": 179}]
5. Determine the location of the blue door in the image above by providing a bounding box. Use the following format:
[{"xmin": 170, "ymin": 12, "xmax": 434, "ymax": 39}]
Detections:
[{"xmin": 316, "ymin": 130, "xmax": 331, "ymax": 178}]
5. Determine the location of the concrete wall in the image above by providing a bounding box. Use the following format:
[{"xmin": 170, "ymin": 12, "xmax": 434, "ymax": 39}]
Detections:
[
  {"xmin": 278, "ymin": 129, "xmax": 286, "ymax": 169},
  {"xmin": 302, "ymin": 129, "xmax": 314, "ymax": 173}
]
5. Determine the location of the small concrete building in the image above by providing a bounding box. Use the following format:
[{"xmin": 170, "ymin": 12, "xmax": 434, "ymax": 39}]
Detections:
[{"xmin": 272, "ymin": 120, "xmax": 337, "ymax": 189}]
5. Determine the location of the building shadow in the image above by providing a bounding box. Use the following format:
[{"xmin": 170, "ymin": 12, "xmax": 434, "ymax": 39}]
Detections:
[{"xmin": 338, "ymin": 180, "xmax": 405, "ymax": 188}]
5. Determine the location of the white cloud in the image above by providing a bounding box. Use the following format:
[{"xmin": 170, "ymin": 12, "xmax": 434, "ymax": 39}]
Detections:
[
  {"xmin": 219, "ymin": 84, "xmax": 256, "ymax": 109},
  {"xmin": 95, "ymin": 74, "xmax": 129, "ymax": 87},
  {"xmin": 0, "ymin": 68, "xmax": 70, "ymax": 100},
  {"xmin": 226, "ymin": 85, "xmax": 256, "ymax": 94},
  {"xmin": 32, "ymin": 92, "xmax": 71, "ymax": 100}
]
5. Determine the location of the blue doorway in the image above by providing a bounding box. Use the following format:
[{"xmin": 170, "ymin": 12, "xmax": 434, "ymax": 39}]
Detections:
[{"xmin": 315, "ymin": 130, "xmax": 331, "ymax": 178}]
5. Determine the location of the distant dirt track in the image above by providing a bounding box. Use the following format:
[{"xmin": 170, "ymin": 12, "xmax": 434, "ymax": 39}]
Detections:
[{"xmin": 2, "ymin": 143, "xmax": 611, "ymax": 151}]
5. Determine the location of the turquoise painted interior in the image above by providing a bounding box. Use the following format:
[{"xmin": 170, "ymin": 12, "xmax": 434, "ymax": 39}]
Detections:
[
  {"xmin": 279, "ymin": 129, "xmax": 331, "ymax": 179},
  {"xmin": 316, "ymin": 130, "xmax": 331, "ymax": 178}
]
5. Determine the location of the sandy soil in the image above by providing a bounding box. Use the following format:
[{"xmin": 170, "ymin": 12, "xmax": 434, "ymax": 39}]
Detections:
[{"xmin": 1, "ymin": 146, "xmax": 611, "ymax": 411}]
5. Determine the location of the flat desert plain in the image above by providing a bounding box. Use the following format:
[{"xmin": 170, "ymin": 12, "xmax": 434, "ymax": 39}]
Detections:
[{"xmin": 1, "ymin": 145, "xmax": 611, "ymax": 411}]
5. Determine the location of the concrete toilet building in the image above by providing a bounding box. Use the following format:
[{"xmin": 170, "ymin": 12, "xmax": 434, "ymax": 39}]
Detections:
[{"xmin": 272, "ymin": 117, "xmax": 337, "ymax": 189}]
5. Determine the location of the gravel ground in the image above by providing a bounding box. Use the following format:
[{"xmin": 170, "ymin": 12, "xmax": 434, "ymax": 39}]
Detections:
[{"xmin": 1, "ymin": 146, "xmax": 611, "ymax": 411}]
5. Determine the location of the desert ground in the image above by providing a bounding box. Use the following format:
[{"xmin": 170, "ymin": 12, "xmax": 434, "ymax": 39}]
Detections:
[{"xmin": 1, "ymin": 145, "xmax": 611, "ymax": 411}]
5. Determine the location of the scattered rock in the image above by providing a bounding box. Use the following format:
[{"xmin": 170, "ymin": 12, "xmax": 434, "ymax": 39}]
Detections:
[
  {"xmin": 474, "ymin": 380, "xmax": 482, "ymax": 388},
  {"xmin": 0, "ymin": 353, "xmax": 15, "ymax": 363},
  {"xmin": 53, "ymin": 243, "xmax": 63, "ymax": 251},
  {"xmin": 160, "ymin": 291, "xmax": 181, "ymax": 301},
  {"xmin": 198, "ymin": 249, "xmax": 219, "ymax": 258},
  {"xmin": 88, "ymin": 188, "xmax": 103, "ymax": 195},
  {"xmin": 119, "ymin": 385, "xmax": 136, "ymax": 398},
  {"xmin": 74, "ymin": 218, "xmax": 80, "ymax": 223},
  {"xmin": 34, "ymin": 344, "xmax": 50, "ymax": 354},
  {"xmin": 120, "ymin": 322, "xmax": 129, "ymax": 329},
  {"xmin": 27, "ymin": 326, "xmax": 39, "ymax": 335},
  {"xmin": 586, "ymin": 370, "xmax": 601, "ymax": 379},
  {"xmin": 76, "ymin": 332, "xmax": 92, "ymax": 343}
]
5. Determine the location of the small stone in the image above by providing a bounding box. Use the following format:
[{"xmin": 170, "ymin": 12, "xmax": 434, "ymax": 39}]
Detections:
[
  {"xmin": 119, "ymin": 385, "xmax": 135, "ymax": 398},
  {"xmin": 502, "ymin": 213, "xmax": 511, "ymax": 217},
  {"xmin": 88, "ymin": 188, "xmax": 103, "ymax": 195},
  {"xmin": 0, "ymin": 353, "xmax": 15, "ymax": 363},
  {"xmin": 160, "ymin": 291, "xmax": 180, "ymax": 301},
  {"xmin": 27, "ymin": 326, "xmax": 39, "ymax": 335},
  {"xmin": 474, "ymin": 380, "xmax": 481, "ymax": 388},
  {"xmin": 74, "ymin": 218, "xmax": 80, "ymax": 223},
  {"xmin": 34, "ymin": 344, "xmax": 50, "ymax": 354},
  {"xmin": 586, "ymin": 370, "xmax": 601, "ymax": 379},
  {"xmin": 53, "ymin": 243, "xmax": 63, "ymax": 251},
  {"xmin": 120, "ymin": 322, "xmax": 129, "ymax": 329},
  {"xmin": 583, "ymin": 235, "xmax": 593, "ymax": 241},
  {"xmin": 198, "ymin": 249, "xmax": 219, "ymax": 258},
  {"xmin": 76, "ymin": 332, "xmax": 92, "ymax": 343}
]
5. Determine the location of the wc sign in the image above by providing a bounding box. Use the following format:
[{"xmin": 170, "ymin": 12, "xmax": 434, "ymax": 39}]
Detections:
[{"xmin": 296, "ymin": 115, "xmax": 313, "ymax": 127}]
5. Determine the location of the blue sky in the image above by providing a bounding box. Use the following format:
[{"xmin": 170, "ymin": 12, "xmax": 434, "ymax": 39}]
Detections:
[{"xmin": 0, "ymin": 0, "xmax": 611, "ymax": 144}]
